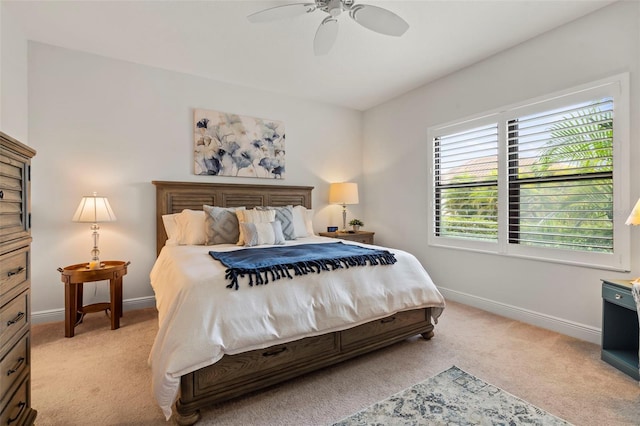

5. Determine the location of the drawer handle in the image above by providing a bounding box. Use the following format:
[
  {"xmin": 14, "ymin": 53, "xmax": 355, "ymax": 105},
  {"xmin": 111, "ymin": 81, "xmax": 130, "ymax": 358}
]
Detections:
[
  {"xmin": 7, "ymin": 357, "xmax": 25, "ymax": 376},
  {"xmin": 7, "ymin": 266, "xmax": 25, "ymax": 277},
  {"xmin": 615, "ymin": 293, "xmax": 623, "ymax": 300},
  {"xmin": 6, "ymin": 311, "xmax": 25, "ymax": 326},
  {"xmin": 0, "ymin": 190, "xmax": 3, "ymax": 199},
  {"xmin": 7, "ymin": 401, "xmax": 26, "ymax": 424},
  {"xmin": 380, "ymin": 316, "xmax": 397, "ymax": 324},
  {"xmin": 262, "ymin": 347, "xmax": 287, "ymax": 357}
]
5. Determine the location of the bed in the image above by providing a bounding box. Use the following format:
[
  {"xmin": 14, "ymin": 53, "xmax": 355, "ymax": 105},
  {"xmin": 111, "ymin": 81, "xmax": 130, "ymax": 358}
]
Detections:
[{"xmin": 149, "ymin": 180, "xmax": 445, "ymax": 425}]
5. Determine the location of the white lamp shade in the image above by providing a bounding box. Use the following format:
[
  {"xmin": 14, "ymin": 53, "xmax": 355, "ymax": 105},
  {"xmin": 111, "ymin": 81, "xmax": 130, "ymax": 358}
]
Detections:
[
  {"xmin": 626, "ymin": 198, "xmax": 640, "ymax": 225},
  {"xmin": 329, "ymin": 182, "xmax": 359, "ymax": 205},
  {"xmin": 72, "ymin": 193, "xmax": 116, "ymax": 223}
]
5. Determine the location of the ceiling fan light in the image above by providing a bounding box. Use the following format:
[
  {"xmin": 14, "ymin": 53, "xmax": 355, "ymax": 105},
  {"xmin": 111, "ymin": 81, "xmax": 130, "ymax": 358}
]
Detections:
[{"xmin": 326, "ymin": 0, "xmax": 343, "ymax": 17}]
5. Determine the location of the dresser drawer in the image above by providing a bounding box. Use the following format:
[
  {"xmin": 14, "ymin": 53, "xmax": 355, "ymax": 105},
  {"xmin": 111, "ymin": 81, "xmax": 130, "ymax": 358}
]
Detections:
[
  {"xmin": 0, "ymin": 375, "xmax": 30, "ymax": 426},
  {"xmin": 0, "ymin": 332, "xmax": 29, "ymax": 400},
  {"xmin": 602, "ymin": 283, "xmax": 635, "ymax": 311},
  {"xmin": 341, "ymin": 309, "xmax": 429, "ymax": 349},
  {"xmin": 0, "ymin": 247, "xmax": 28, "ymax": 302},
  {"xmin": 0, "ymin": 291, "xmax": 29, "ymax": 348},
  {"xmin": 193, "ymin": 333, "xmax": 339, "ymax": 395}
]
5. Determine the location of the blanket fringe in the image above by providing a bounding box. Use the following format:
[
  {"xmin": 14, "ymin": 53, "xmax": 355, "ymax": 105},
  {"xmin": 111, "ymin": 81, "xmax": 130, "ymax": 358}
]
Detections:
[{"xmin": 224, "ymin": 252, "xmax": 397, "ymax": 290}]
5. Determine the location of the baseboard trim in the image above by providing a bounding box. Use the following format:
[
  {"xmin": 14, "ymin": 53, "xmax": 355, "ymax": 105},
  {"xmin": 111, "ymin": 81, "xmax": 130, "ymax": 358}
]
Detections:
[
  {"xmin": 31, "ymin": 296, "xmax": 156, "ymax": 325},
  {"xmin": 438, "ymin": 287, "xmax": 601, "ymax": 344}
]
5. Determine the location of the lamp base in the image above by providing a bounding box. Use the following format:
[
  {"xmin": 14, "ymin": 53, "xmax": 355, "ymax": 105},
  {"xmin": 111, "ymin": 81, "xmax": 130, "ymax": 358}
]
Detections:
[
  {"xmin": 341, "ymin": 204, "xmax": 347, "ymax": 232},
  {"xmin": 90, "ymin": 223, "xmax": 101, "ymax": 266}
]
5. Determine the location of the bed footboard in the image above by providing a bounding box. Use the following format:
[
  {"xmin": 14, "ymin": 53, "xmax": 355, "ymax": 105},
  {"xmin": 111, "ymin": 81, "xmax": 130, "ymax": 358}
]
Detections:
[{"xmin": 174, "ymin": 307, "xmax": 435, "ymax": 425}]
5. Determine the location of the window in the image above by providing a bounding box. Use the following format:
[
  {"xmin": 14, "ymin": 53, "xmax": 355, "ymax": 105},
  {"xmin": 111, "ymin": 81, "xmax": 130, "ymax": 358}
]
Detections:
[
  {"xmin": 434, "ymin": 123, "xmax": 499, "ymax": 242},
  {"xmin": 428, "ymin": 74, "xmax": 630, "ymax": 271}
]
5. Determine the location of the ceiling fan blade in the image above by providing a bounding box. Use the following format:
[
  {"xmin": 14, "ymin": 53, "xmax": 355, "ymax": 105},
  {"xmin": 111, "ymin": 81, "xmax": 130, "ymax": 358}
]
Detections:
[
  {"xmin": 314, "ymin": 17, "xmax": 339, "ymax": 56},
  {"xmin": 349, "ymin": 4, "xmax": 409, "ymax": 37},
  {"xmin": 248, "ymin": 3, "xmax": 316, "ymax": 23}
]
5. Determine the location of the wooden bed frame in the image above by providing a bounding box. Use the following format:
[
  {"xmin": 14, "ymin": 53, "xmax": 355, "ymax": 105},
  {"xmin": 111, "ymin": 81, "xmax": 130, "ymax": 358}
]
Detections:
[{"xmin": 152, "ymin": 180, "xmax": 436, "ymax": 425}]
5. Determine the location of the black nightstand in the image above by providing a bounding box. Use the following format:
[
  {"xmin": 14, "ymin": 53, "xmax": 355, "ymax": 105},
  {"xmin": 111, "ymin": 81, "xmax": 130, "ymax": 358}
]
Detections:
[{"xmin": 601, "ymin": 279, "xmax": 639, "ymax": 380}]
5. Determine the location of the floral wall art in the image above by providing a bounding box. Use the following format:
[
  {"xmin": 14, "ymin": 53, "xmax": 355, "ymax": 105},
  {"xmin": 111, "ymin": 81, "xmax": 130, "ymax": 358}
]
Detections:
[{"xmin": 194, "ymin": 108, "xmax": 285, "ymax": 179}]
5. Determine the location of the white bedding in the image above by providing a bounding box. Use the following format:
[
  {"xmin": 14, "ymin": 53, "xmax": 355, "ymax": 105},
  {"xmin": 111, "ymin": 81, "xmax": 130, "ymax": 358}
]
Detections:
[{"xmin": 149, "ymin": 236, "xmax": 445, "ymax": 419}]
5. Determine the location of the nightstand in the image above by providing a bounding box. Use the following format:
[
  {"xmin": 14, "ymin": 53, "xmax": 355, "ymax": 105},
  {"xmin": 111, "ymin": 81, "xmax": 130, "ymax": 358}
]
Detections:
[
  {"xmin": 601, "ymin": 279, "xmax": 639, "ymax": 380},
  {"xmin": 319, "ymin": 231, "xmax": 375, "ymax": 245},
  {"xmin": 58, "ymin": 261, "xmax": 129, "ymax": 337}
]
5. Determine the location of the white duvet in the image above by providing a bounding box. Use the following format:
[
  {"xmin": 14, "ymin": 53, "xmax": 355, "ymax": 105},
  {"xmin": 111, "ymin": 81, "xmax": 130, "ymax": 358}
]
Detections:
[{"xmin": 149, "ymin": 236, "xmax": 445, "ymax": 419}]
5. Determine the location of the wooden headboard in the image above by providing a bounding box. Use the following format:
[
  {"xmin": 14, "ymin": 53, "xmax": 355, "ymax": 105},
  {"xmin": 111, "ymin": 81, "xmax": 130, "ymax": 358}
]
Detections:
[{"xmin": 152, "ymin": 181, "xmax": 313, "ymax": 255}]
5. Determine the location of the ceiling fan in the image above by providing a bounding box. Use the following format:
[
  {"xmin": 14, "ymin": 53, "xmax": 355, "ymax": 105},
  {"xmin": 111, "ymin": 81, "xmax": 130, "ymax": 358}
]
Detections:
[{"xmin": 247, "ymin": 0, "xmax": 409, "ymax": 56}]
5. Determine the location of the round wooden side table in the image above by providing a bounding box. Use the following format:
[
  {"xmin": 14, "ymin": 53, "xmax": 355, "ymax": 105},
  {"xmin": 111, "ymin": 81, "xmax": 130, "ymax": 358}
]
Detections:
[{"xmin": 58, "ymin": 260, "xmax": 130, "ymax": 338}]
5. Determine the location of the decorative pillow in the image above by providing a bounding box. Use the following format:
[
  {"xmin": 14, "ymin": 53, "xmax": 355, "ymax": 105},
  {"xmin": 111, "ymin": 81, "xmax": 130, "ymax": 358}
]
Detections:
[
  {"xmin": 292, "ymin": 205, "xmax": 315, "ymax": 237},
  {"xmin": 203, "ymin": 205, "xmax": 245, "ymax": 245},
  {"xmin": 236, "ymin": 209, "xmax": 276, "ymax": 245},
  {"xmin": 304, "ymin": 208, "xmax": 315, "ymax": 236},
  {"xmin": 240, "ymin": 221, "xmax": 286, "ymax": 247},
  {"xmin": 162, "ymin": 213, "xmax": 179, "ymax": 240},
  {"xmin": 256, "ymin": 205, "xmax": 295, "ymax": 240},
  {"xmin": 174, "ymin": 209, "xmax": 206, "ymax": 245}
]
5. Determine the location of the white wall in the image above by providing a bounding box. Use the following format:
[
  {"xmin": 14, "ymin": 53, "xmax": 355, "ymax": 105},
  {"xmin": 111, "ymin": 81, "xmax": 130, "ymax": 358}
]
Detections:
[
  {"xmin": 362, "ymin": 1, "xmax": 640, "ymax": 343},
  {"xmin": 27, "ymin": 43, "xmax": 363, "ymax": 321},
  {"xmin": 1, "ymin": 2, "xmax": 29, "ymax": 140}
]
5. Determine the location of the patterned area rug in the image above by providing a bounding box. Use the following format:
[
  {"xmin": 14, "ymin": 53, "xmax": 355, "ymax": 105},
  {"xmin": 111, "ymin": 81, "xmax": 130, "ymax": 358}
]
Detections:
[{"xmin": 333, "ymin": 366, "xmax": 571, "ymax": 425}]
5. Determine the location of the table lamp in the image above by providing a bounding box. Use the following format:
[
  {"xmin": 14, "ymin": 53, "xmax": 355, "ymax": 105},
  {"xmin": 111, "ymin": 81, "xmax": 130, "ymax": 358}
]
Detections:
[
  {"xmin": 626, "ymin": 198, "xmax": 640, "ymax": 283},
  {"xmin": 72, "ymin": 192, "xmax": 116, "ymax": 268},
  {"xmin": 626, "ymin": 198, "xmax": 640, "ymax": 226},
  {"xmin": 329, "ymin": 182, "xmax": 359, "ymax": 232}
]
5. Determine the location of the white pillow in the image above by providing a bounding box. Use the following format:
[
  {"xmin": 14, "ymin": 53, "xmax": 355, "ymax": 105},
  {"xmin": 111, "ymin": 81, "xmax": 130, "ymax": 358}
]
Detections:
[
  {"xmin": 162, "ymin": 213, "xmax": 179, "ymax": 240},
  {"xmin": 174, "ymin": 209, "xmax": 206, "ymax": 245},
  {"xmin": 240, "ymin": 221, "xmax": 286, "ymax": 247},
  {"xmin": 256, "ymin": 205, "xmax": 295, "ymax": 240},
  {"xmin": 236, "ymin": 209, "xmax": 276, "ymax": 245},
  {"xmin": 292, "ymin": 205, "xmax": 315, "ymax": 237},
  {"xmin": 305, "ymin": 208, "xmax": 315, "ymax": 236}
]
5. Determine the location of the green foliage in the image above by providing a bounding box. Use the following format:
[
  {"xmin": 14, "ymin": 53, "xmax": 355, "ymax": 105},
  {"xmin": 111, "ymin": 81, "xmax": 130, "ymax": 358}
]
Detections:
[{"xmin": 349, "ymin": 219, "xmax": 364, "ymax": 226}]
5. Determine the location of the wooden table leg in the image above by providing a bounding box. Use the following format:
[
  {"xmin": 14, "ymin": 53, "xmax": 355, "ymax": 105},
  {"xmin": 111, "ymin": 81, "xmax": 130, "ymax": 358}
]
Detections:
[
  {"xmin": 76, "ymin": 283, "xmax": 84, "ymax": 324},
  {"xmin": 64, "ymin": 282, "xmax": 77, "ymax": 338},
  {"xmin": 110, "ymin": 276, "xmax": 122, "ymax": 330}
]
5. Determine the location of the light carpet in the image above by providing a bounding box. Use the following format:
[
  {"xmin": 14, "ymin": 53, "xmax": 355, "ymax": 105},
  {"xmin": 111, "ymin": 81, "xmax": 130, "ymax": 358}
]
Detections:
[
  {"xmin": 334, "ymin": 366, "xmax": 571, "ymax": 425},
  {"xmin": 30, "ymin": 301, "xmax": 640, "ymax": 425}
]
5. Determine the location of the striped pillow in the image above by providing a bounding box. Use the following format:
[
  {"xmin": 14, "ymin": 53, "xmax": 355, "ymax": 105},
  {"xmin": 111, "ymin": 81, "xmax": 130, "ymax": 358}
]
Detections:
[
  {"xmin": 236, "ymin": 209, "xmax": 276, "ymax": 245},
  {"xmin": 240, "ymin": 221, "xmax": 286, "ymax": 247}
]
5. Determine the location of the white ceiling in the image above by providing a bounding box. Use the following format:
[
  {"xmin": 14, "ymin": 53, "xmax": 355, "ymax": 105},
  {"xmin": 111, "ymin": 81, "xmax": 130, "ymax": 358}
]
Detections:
[{"xmin": 4, "ymin": 0, "xmax": 615, "ymax": 111}]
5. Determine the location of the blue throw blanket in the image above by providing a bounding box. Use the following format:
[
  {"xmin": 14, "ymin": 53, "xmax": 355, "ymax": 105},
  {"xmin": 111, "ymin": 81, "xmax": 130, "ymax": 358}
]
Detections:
[{"xmin": 209, "ymin": 242, "xmax": 397, "ymax": 290}]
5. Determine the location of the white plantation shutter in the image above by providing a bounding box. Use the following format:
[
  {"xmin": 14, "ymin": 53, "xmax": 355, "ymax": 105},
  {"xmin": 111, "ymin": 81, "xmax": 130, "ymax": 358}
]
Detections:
[
  {"xmin": 434, "ymin": 123, "xmax": 499, "ymax": 241},
  {"xmin": 429, "ymin": 74, "xmax": 629, "ymax": 270},
  {"xmin": 507, "ymin": 98, "xmax": 614, "ymax": 252}
]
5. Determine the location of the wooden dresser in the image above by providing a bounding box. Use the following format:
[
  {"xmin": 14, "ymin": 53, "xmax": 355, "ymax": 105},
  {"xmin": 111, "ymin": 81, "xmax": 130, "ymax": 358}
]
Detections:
[{"xmin": 0, "ymin": 132, "xmax": 37, "ymax": 425}]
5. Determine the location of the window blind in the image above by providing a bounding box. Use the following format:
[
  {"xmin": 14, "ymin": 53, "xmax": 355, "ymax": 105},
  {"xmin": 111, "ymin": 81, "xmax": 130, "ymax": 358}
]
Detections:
[
  {"xmin": 434, "ymin": 123, "xmax": 499, "ymax": 241},
  {"xmin": 507, "ymin": 98, "xmax": 614, "ymax": 252}
]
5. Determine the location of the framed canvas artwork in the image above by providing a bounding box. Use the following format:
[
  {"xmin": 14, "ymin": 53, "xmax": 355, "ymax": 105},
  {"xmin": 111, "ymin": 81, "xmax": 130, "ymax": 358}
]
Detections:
[{"xmin": 194, "ymin": 108, "xmax": 285, "ymax": 179}]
